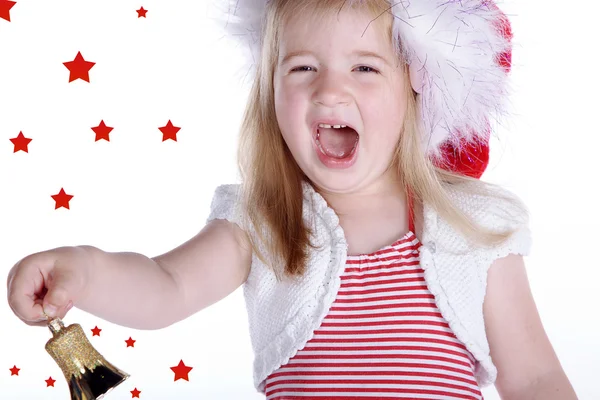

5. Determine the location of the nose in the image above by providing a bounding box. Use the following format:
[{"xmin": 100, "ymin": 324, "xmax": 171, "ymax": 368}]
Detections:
[{"xmin": 312, "ymin": 69, "xmax": 351, "ymax": 108}]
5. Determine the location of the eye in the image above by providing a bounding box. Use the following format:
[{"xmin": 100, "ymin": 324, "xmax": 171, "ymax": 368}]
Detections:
[
  {"xmin": 290, "ymin": 66, "xmax": 314, "ymax": 72},
  {"xmin": 355, "ymin": 66, "xmax": 379, "ymax": 74}
]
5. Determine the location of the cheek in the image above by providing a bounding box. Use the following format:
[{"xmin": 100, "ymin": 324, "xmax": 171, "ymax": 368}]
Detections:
[
  {"xmin": 363, "ymin": 96, "xmax": 406, "ymax": 148},
  {"xmin": 284, "ymin": 88, "xmax": 306, "ymax": 113},
  {"xmin": 384, "ymin": 83, "xmax": 408, "ymax": 129},
  {"xmin": 276, "ymin": 86, "xmax": 308, "ymax": 134},
  {"xmin": 275, "ymin": 91, "xmax": 305, "ymax": 147}
]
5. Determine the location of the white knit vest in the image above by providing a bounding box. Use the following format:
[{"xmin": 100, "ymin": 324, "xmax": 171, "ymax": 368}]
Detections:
[{"xmin": 206, "ymin": 180, "xmax": 532, "ymax": 394}]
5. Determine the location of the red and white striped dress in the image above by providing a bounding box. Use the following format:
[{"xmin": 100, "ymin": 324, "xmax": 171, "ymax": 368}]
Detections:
[{"xmin": 264, "ymin": 192, "xmax": 484, "ymax": 400}]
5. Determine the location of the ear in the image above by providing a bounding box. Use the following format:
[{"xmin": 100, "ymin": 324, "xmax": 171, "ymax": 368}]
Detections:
[{"xmin": 408, "ymin": 61, "xmax": 425, "ymax": 94}]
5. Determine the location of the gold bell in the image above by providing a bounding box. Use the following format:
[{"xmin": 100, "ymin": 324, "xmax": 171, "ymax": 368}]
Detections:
[{"xmin": 45, "ymin": 317, "xmax": 129, "ymax": 400}]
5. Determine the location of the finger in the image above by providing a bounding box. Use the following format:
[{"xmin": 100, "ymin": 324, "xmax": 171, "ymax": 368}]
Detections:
[
  {"xmin": 7, "ymin": 259, "xmax": 48, "ymax": 323},
  {"xmin": 43, "ymin": 267, "xmax": 83, "ymax": 318},
  {"xmin": 20, "ymin": 299, "xmax": 72, "ymax": 328}
]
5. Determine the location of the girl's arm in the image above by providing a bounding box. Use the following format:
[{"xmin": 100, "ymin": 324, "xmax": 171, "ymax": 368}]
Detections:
[
  {"xmin": 80, "ymin": 219, "xmax": 252, "ymax": 330},
  {"xmin": 483, "ymin": 253, "xmax": 578, "ymax": 399},
  {"xmin": 151, "ymin": 219, "xmax": 252, "ymax": 325}
]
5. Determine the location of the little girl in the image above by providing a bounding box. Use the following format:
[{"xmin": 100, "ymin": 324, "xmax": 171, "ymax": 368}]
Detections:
[{"xmin": 7, "ymin": 0, "xmax": 577, "ymax": 399}]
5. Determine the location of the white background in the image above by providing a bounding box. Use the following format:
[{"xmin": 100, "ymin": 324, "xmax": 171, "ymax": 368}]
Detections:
[{"xmin": 0, "ymin": 0, "xmax": 598, "ymax": 399}]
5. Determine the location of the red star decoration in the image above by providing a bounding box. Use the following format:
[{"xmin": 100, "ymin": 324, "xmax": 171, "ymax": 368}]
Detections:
[
  {"xmin": 159, "ymin": 120, "xmax": 180, "ymax": 142},
  {"xmin": 92, "ymin": 120, "xmax": 114, "ymax": 142},
  {"xmin": 51, "ymin": 188, "xmax": 74, "ymax": 210},
  {"xmin": 131, "ymin": 387, "xmax": 142, "ymax": 398},
  {"xmin": 91, "ymin": 326, "xmax": 102, "ymax": 336},
  {"xmin": 10, "ymin": 365, "xmax": 20, "ymax": 376},
  {"xmin": 125, "ymin": 337, "xmax": 136, "ymax": 347},
  {"xmin": 63, "ymin": 52, "xmax": 96, "ymax": 83},
  {"xmin": 10, "ymin": 131, "xmax": 32, "ymax": 153},
  {"xmin": 45, "ymin": 377, "xmax": 56, "ymax": 387},
  {"xmin": 0, "ymin": 0, "xmax": 16, "ymax": 22},
  {"xmin": 170, "ymin": 360, "xmax": 193, "ymax": 381},
  {"xmin": 137, "ymin": 7, "xmax": 147, "ymax": 18}
]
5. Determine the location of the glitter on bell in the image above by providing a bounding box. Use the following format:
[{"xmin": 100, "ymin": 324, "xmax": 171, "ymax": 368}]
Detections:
[{"xmin": 45, "ymin": 317, "xmax": 129, "ymax": 399}]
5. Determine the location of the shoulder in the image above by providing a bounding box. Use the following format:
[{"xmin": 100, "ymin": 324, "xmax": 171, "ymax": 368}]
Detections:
[
  {"xmin": 445, "ymin": 181, "xmax": 530, "ymax": 231},
  {"xmin": 209, "ymin": 183, "xmax": 241, "ymax": 204},
  {"xmin": 424, "ymin": 181, "xmax": 533, "ymax": 264},
  {"xmin": 206, "ymin": 184, "xmax": 245, "ymax": 229}
]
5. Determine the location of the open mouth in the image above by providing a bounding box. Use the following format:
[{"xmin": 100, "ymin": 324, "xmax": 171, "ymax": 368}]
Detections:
[{"xmin": 313, "ymin": 124, "xmax": 359, "ymax": 159}]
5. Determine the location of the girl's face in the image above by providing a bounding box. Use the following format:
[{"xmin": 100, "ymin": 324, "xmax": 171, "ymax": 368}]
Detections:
[{"xmin": 273, "ymin": 8, "xmax": 408, "ymax": 194}]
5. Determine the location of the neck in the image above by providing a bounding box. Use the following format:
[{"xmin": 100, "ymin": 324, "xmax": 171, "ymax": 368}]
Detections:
[{"xmin": 313, "ymin": 173, "xmax": 407, "ymax": 219}]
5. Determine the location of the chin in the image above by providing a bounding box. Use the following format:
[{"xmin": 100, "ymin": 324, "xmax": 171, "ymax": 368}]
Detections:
[{"xmin": 305, "ymin": 170, "xmax": 365, "ymax": 194}]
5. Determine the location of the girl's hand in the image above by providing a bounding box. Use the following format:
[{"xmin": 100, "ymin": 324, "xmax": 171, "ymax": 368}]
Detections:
[{"xmin": 6, "ymin": 246, "xmax": 93, "ymax": 327}]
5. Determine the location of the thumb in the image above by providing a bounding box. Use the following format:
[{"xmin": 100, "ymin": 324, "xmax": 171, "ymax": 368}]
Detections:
[{"xmin": 43, "ymin": 268, "xmax": 82, "ymax": 318}]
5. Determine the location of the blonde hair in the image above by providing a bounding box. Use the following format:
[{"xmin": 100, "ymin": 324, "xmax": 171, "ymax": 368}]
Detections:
[{"xmin": 236, "ymin": 0, "xmax": 528, "ymax": 281}]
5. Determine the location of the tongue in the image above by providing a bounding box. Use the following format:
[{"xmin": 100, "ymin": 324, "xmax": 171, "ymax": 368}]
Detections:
[{"xmin": 317, "ymin": 127, "xmax": 358, "ymax": 158}]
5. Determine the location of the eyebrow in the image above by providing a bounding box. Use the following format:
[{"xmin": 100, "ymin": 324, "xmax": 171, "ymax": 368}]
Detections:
[{"xmin": 280, "ymin": 50, "xmax": 390, "ymax": 66}]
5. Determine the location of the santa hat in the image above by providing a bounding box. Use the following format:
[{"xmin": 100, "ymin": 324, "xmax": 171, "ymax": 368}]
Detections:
[{"xmin": 214, "ymin": 0, "xmax": 514, "ymax": 179}]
